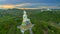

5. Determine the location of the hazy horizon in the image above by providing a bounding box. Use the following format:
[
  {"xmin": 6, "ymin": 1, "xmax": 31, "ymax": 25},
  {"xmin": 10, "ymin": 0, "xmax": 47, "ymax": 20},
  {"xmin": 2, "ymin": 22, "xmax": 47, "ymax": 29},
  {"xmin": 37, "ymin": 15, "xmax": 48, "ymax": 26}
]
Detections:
[{"xmin": 0, "ymin": 0, "xmax": 60, "ymax": 9}]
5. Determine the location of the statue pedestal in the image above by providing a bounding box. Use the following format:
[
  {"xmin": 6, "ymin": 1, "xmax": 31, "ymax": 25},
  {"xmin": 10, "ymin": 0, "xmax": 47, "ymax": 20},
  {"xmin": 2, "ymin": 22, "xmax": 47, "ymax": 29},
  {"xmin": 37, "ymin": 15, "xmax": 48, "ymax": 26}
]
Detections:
[{"xmin": 17, "ymin": 24, "xmax": 34, "ymax": 34}]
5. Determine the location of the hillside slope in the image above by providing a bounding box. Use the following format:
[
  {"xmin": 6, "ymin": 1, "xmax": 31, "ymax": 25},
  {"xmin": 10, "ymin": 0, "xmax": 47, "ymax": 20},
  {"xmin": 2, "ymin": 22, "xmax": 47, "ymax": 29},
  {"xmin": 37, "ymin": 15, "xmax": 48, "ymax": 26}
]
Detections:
[{"xmin": 0, "ymin": 9, "xmax": 60, "ymax": 34}]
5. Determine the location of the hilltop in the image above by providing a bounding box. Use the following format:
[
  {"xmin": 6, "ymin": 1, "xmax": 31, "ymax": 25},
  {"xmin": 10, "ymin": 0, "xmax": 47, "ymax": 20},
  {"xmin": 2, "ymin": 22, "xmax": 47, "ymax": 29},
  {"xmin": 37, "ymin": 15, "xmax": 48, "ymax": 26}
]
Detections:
[{"xmin": 0, "ymin": 9, "xmax": 60, "ymax": 34}]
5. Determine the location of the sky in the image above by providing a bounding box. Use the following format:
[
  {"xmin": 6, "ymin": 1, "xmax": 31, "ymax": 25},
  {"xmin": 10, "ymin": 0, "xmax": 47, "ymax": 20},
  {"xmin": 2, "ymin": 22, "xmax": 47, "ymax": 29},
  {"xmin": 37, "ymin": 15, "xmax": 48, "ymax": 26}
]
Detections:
[{"xmin": 0, "ymin": 0, "xmax": 60, "ymax": 9}]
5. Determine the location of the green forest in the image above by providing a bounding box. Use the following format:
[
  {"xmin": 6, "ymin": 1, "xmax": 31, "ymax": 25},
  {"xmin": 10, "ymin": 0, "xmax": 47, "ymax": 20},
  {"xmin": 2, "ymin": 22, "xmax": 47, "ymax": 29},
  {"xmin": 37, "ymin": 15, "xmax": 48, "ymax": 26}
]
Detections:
[{"xmin": 0, "ymin": 9, "xmax": 60, "ymax": 34}]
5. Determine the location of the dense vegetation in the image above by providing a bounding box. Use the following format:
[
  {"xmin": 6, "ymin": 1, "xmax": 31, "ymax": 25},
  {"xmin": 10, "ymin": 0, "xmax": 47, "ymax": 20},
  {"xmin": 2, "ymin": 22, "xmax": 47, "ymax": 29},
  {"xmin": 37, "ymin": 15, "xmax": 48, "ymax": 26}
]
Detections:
[{"xmin": 0, "ymin": 9, "xmax": 60, "ymax": 34}]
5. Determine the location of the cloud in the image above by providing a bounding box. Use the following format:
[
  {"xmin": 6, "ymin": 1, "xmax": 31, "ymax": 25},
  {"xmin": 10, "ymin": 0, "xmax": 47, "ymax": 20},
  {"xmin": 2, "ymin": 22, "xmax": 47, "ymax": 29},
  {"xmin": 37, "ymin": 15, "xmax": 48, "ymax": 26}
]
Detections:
[
  {"xmin": 15, "ymin": 3, "xmax": 33, "ymax": 8},
  {"xmin": 0, "ymin": 5, "xmax": 15, "ymax": 9},
  {"xmin": 15, "ymin": 3, "xmax": 31, "ymax": 6},
  {"xmin": 0, "ymin": 3, "xmax": 60, "ymax": 9},
  {"xmin": 0, "ymin": 3, "xmax": 32, "ymax": 9},
  {"xmin": 15, "ymin": 3, "xmax": 40, "ymax": 8},
  {"xmin": 37, "ymin": 6, "xmax": 60, "ymax": 9}
]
